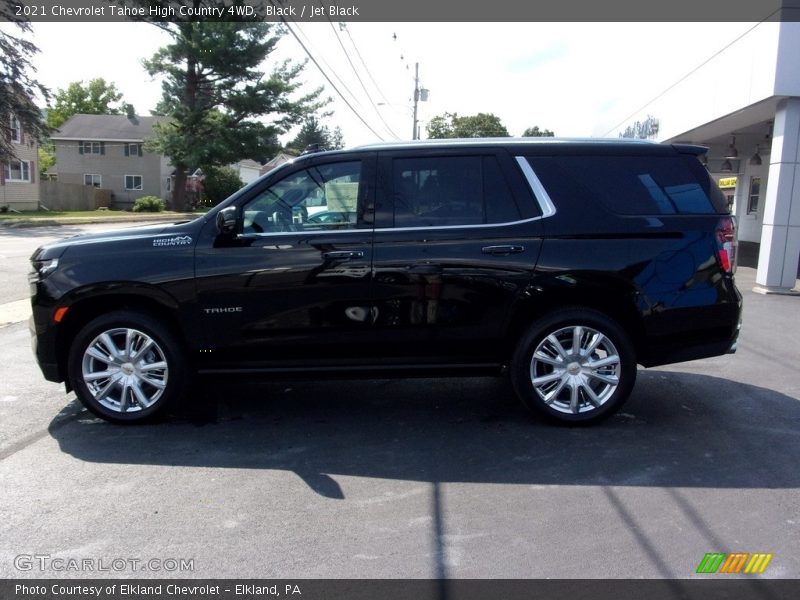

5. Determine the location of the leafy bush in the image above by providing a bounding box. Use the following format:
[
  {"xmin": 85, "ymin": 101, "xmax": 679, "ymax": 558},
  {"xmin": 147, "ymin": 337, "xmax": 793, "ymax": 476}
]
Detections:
[
  {"xmin": 132, "ymin": 196, "xmax": 165, "ymax": 212},
  {"xmin": 202, "ymin": 166, "xmax": 244, "ymax": 207}
]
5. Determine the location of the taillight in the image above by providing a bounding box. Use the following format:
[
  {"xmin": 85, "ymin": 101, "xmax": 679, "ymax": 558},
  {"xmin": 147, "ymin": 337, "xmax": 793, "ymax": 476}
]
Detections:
[{"xmin": 716, "ymin": 216, "xmax": 737, "ymax": 274}]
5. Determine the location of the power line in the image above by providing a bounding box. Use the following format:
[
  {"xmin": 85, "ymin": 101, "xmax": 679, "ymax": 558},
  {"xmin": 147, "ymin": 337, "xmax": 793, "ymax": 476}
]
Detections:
[
  {"xmin": 602, "ymin": 17, "xmax": 778, "ymax": 137},
  {"xmin": 268, "ymin": 1, "xmax": 386, "ymax": 141},
  {"xmin": 341, "ymin": 23, "xmax": 394, "ymax": 107},
  {"xmin": 389, "ymin": 29, "xmax": 420, "ymax": 84},
  {"xmin": 324, "ymin": 15, "xmax": 401, "ymax": 140},
  {"xmin": 289, "ymin": 20, "xmax": 367, "ymax": 115}
]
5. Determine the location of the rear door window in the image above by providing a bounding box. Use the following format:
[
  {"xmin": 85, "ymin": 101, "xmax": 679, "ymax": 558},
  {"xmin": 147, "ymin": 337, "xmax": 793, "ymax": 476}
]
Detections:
[{"xmin": 391, "ymin": 155, "xmax": 521, "ymax": 227}]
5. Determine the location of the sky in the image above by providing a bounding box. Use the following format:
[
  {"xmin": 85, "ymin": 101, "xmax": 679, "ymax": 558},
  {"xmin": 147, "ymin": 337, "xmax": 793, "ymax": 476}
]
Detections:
[{"xmin": 19, "ymin": 21, "xmax": 758, "ymax": 148}]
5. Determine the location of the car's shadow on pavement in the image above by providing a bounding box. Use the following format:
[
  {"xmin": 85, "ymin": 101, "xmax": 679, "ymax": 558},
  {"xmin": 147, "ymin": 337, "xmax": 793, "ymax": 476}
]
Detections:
[{"xmin": 48, "ymin": 370, "xmax": 800, "ymax": 495}]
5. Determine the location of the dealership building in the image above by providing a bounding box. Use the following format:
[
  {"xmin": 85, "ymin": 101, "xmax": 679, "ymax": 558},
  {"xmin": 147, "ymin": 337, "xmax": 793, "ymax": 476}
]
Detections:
[{"xmin": 617, "ymin": 20, "xmax": 800, "ymax": 293}]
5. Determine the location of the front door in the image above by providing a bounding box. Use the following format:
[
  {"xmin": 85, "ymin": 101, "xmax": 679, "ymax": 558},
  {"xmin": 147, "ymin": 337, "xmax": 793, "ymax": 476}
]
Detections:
[{"xmin": 194, "ymin": 156, "xmax": 376, "ymax": 370}]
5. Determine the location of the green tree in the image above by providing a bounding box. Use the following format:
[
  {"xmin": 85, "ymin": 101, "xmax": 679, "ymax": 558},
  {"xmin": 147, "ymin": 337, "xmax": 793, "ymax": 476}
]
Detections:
[
  {"xmin": 426, "ymin": 112, "xmax": 510, "ymax": 139},
  {"xmin": 38, "ymin": 143, "xmax": 55, "ymax": 178},
  {"xmin": 522, "ymin": 126, "xmax": 555, "ymax": 137},
  {"xmin": 46, "ymin": 79, "xmax": 125, "ymax": 129},
  {"xmin": 425, "ymin": 114, "xmax": 455, "ymax": 139},
  {"xmin": 202, "ymin": 166, "xmax": 244, "ymax": 207},
  {"xmin": 330, "ymin": 126, "xmax": 345, "ymax": 151},
  {"xmin": 142, "ymin": 11, "xmax": 325, "ymax": 210},
  {"xmin": 287, "ymin": 116, "xmax": 345, "ymax": 153},
  {"xmin": 0, "ymin": 12, "xmax": 50, "ymax": 163}
]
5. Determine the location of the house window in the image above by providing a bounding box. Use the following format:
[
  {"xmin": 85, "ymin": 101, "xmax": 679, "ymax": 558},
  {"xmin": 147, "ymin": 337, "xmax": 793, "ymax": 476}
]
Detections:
[
  {"xmin": 4, "ymin": 160, "xmax": 31, "ymax": 182},
  {"xmin": 84, "ymin": 174, "xmax": 102, "ymax": 188},
  {"xmin": 125, "ymin": 143, "xmax": 142, "ymax": 157},
  {"xmin": 10, "ymin": 116, "xmax": 21, "ymax": 143},
  {"xmin": 80, "ymin": 141, "xmax": 104, "ymax": 155},
  {"xmin": 125, "ymin": 175, "xmax": 143, "ymax": 190},
  {"xmin": 748, "ymin": 177, "xmax": 761, "ymax": 214},
  {"xmin": 166, "ymin": 177, "xmax": 171, "ymax": 191}
]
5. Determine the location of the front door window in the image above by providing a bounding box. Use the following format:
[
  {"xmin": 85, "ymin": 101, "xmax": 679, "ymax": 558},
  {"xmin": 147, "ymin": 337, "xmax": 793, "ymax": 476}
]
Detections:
[{"xmin": 242, "ymin": 161, "xmax": 365, "ymax": 234}]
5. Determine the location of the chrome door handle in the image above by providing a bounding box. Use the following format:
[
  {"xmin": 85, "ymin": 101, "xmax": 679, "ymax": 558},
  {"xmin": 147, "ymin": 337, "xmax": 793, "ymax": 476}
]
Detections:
[
  {"xmin": 323, "ymin": 250, "xmax": 365, "ymax": 259},
  {"xmin": 481, "ymin": 245, "xmax": 525, "ymax": 255}
]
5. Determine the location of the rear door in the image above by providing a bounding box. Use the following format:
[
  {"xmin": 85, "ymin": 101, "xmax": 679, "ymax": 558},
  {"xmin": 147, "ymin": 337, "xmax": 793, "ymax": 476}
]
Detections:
[
  {"xmin": 370, "ymin": 148, "xmax": 544, "ymax": 365},
  {"xmin": 524, "ymin": 150, "xmax": 740, "ymax": 355}
]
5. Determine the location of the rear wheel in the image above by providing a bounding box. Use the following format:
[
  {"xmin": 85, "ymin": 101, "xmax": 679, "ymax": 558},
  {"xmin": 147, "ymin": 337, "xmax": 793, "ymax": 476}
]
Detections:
[
  {"xmin": 511, "ymin": 308, "xmax": 636, "ymax": 424},
  {"xmin": 67, "ymin": 310, "xmax": 186, "ymax": 423}
]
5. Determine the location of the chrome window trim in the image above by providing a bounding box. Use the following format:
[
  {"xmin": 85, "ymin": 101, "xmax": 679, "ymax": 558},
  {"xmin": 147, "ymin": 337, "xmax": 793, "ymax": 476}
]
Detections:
[
  {"xmin": 514, "ymin": 156, "xmax": 557, "ymax": 218},
  {"xmin": 238, "ymin": 228, "xmax": 371, "ymax": 240},
  {"xmin": 235, "ymin": 156, "xmax": 558, "ymax": 239},
  {"xmin": 237, "ymin": 212, "xmax": 547, "ymax": 239},
  {"xmin": 375, "ymin": 215, "xmax": 544, "ymax": 234}
]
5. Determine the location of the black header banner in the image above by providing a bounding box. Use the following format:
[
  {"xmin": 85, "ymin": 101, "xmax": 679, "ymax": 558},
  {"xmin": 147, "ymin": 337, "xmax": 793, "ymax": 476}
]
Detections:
[
  {"xmin": 2, "ymin": 579, "xmax": 800, "ymax": 600},
  {"xmin": 2, "ymin": 0, "xmax": 800, "ymax": 23}
]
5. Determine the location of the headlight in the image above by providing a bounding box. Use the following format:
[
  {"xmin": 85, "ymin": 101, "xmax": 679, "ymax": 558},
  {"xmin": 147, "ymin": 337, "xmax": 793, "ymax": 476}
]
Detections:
[{"xmin": 28, "ymin": 258, "xmax": 59, "ymax": 283}]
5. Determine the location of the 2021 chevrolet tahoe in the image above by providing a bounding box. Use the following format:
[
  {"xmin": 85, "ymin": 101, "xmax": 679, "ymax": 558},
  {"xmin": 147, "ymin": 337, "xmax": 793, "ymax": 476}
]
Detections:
[{"xmin": 29, "ymin": 139, "xmax": 742, "ymax": 424}]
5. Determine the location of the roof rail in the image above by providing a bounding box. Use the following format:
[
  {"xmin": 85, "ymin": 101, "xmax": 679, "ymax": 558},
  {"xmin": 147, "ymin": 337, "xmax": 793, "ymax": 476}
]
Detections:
[{"xmin": 301, "ymin": 143, "xmax": 327, "ymax": 155}]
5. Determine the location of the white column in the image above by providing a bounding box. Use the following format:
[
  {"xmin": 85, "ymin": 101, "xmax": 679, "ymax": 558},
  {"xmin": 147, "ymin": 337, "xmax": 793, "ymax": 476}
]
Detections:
[{"xmin": 755, "ymin": 97, "xmax": 800, "ymax": 293}]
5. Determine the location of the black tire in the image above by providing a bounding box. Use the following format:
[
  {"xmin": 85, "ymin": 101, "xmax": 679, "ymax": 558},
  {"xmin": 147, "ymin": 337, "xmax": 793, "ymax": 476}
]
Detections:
[
  {"xmin": 67, "ymin": 310, "xmax": 187, "ymax": 424},
  {"xmin": 510, "ymin": 308, "xmax": 637, "ymax": 424}
]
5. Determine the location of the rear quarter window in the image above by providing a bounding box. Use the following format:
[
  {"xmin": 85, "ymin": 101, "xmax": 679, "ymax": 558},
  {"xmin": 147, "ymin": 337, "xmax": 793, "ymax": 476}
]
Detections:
[{"xmin": 526, "ymin": 154, "xmax": 730, "ymax": 216}]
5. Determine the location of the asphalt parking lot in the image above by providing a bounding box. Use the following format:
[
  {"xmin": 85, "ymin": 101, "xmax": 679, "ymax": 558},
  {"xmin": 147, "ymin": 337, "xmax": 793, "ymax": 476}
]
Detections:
[{"xmin": 0, "ymin": 225, "xmax": 798, "ymax": 580}]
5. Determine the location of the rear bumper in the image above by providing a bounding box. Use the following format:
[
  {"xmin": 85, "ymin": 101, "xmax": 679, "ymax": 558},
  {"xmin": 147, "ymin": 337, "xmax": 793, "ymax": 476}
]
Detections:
[
  {"xmin": 640, "ymin": 286, "xmax": 742, "ymax": 367},
  {"xmin": 641, "ymin": 337, "xmax": 739, "ymax": 367}
]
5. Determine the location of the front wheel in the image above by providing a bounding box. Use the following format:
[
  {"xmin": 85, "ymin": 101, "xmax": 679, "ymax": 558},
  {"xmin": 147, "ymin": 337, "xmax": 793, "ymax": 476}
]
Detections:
[
  {"xmin": 67, "ymin": 310, "xmax": 186, "ymax": 423},
  {"xmin": 511, "ymin": 308, "xmax": 637, "ymax": 424}
]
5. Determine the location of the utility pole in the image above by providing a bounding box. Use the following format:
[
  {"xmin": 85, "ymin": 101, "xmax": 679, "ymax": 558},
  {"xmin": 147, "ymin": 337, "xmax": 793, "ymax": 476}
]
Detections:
[
  {"xmin": 409, "ymin": 63, "xmax": 429, "ymax": 140},
  {"xmin": 412, "ymin": 62, "xmax": 419, "ymax": 140}
]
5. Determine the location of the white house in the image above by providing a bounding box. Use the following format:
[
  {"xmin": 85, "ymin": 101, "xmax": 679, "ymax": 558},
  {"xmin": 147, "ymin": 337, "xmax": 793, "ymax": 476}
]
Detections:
[
  {"xmin": 231, "ymin": 159, "xmax": 263, "ymax": 185},
  {"xmin": 1, "ymin": 115, "xmax": 39, "ymax": 211}
]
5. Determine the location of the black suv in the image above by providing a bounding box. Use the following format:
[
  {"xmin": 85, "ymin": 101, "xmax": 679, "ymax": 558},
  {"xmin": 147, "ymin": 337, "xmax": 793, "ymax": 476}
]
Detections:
[{"xmin": 29, "ymin": 139, "xmax": 741, "ymax": 424}]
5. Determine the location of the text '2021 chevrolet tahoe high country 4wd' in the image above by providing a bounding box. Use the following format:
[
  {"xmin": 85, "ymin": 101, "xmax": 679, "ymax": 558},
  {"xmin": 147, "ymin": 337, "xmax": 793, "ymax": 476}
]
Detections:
[{"xmin": 29, "ymin": 139, "xmax": 741, "ymax": 424}]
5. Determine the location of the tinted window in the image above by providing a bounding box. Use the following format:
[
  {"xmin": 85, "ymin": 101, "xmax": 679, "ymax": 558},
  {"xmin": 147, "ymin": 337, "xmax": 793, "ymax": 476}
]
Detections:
[
  {"xmin": 392, "ymin": 155, "xmax": 520, "ymax": 227},
  {"xmin": 484, "ymin": 156, "xmax": 521, "ymax": 223},
  {"xmin": 526, "ymin": 155, "xmax": 729, "ymax": 215},
  {"xmin": 243, "ymin": 161, "xmax": 364, "ymax": 233}
]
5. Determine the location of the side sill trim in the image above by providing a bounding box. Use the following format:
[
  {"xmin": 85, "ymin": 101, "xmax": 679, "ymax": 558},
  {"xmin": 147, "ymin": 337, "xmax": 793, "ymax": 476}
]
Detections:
[{"xmin": 198, "ymin": 362, "xmax": 503, "ymax": 375}]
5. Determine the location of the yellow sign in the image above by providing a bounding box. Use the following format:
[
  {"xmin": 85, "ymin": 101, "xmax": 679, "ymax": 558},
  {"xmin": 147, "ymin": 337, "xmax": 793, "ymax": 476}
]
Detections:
[{"xmin": 718, "ymin": 177, "xmax": 738, "ymax": 189}]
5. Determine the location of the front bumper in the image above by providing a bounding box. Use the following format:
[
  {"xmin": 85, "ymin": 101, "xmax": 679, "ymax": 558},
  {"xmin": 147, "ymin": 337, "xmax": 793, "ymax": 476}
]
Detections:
[{"xmin": 29, "ymin": 310, "xmax": 63, "ymax": 383}]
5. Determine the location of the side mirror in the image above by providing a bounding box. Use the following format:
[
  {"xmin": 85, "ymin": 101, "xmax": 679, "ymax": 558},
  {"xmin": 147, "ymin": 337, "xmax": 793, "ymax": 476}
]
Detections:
[{"xmin": 215, "ymin": 207, "xmax": 238, "ymax": 236}]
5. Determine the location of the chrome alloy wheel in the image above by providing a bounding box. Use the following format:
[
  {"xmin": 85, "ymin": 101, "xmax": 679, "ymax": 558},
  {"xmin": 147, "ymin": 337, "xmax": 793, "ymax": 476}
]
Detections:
[
  {"xmin": 530, "ymin": 325, "xmax": 621, "ymax": 415},
  {"xmin": 81, "ymin": 328, "xmax": 168, "ymax": 413}
]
